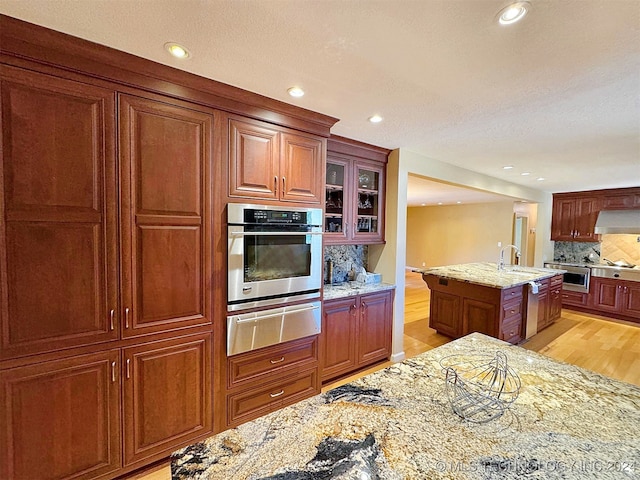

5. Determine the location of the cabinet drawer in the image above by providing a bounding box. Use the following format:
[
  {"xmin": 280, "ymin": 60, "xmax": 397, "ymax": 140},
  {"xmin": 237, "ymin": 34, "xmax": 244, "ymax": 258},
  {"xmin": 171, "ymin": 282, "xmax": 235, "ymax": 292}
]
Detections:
[
  {"xmin": 500, "ymin": 318, "xmax": 522, "ymax": 344},
  {"xmin": 550, "ymin": 275, "xmax": 564, "ymax": 288},
  {"xmin": 227, "ymin": 337, "xmax": 318, "ymax": 388},
  {"xmin": 561, "ymin": 289, "xmax": 588, "ymax": 306},
  {"xmin": 501, "ymin": 286, "xmax": 523, "ymax": 302},
  {"xmin": 227, "ymin": 368, "xmax": 318, "ymax": 427},
  {"xmin": 502, "ymin": 300, "xmax": 523, "ymax": 319}
]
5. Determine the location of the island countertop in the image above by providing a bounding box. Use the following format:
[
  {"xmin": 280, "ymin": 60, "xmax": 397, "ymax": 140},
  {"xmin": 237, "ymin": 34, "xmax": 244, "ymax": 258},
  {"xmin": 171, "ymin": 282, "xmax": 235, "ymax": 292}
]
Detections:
[
  {"xmin": 419, "ymin": 262, "xmax": 565, "ymax": 289},
  {"xmin": 171, "ymin": 333, "xmax": 639, "ymax": 480}
]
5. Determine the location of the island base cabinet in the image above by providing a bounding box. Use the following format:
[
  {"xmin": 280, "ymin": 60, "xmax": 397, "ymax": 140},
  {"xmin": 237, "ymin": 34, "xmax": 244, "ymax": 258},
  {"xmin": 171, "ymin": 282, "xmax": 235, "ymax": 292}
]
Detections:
[
  {"xmin": 321, "ymin": 290, "xmax": 394, "ymax": 383},
  {"xmin": 429, "ymin": 291, "xmax": 461, "ymax": 338},
  {"xmin": 0, "ymin": 351, "xmax": 122, "ymax": 480},
  {"xmin": 123, "ymin": 334, "xmax": 212, "ymax": 467}
]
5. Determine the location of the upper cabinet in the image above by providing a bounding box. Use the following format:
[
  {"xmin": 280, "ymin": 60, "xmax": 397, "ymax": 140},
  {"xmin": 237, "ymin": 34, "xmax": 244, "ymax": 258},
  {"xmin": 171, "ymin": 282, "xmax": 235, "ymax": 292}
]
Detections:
[
  {"xmin": 551, "ymin": 187, "xmax": 640, "ymax": 242},
  {"xmin": 551, "ymin": 195, "xmax": 601, "ymax": 242},
  {"xmin": 324, "ymin": 135, "xmax": 390, "ymax": 245},
  {"xmin": 228, "ymin": 116, "xmax": 325, "ymax": 204}
]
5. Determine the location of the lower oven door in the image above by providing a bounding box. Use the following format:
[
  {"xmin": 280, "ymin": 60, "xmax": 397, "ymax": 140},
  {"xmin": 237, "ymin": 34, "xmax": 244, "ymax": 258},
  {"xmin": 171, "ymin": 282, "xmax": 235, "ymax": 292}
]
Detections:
[{"xmin": 227, "ymin": 301, "xmax": 321, "ymax": 356}]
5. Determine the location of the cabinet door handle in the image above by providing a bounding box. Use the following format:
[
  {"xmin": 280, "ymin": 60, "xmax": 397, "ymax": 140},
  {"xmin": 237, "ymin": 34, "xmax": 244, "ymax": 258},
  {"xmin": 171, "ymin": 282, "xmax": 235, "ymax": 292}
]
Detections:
[
  {"xmin": 270, "ymin": 356, "xmax": 285, "ymax": 364},
  {"xmin": 350, "ymin": 304, "xmax": 357, "ymax": 316},
  {"xmin": 282, "ymin": 176, "xmax": 286, "ymax": 194},
  {"xmin": 345, "ymin": 224, "xmax": 349, "ymax": 236},
  {"xmin": 125, "ymin": 307, "xmax": 130, "ymax": 328},
  {"xmin": 109, "ymin": 309, "xmax": 115, "ymax": 331},
  {"xmin": 111, "ymin": 361, "xmax": 116, "ymax": 383},
  {"xmin": 361, "ymin": 301, "xmax": 367, "ymax": 317},
  {"xmin": 274, "ymin": 176, "xmax": 278, "ymax": 194},
  {"xmin": 126, "ymin": 358, "xmax": 131, "ymax": 379},
  {"xmin": 270, "ymin": 389, "xmax": 285, "ymax": 398}
]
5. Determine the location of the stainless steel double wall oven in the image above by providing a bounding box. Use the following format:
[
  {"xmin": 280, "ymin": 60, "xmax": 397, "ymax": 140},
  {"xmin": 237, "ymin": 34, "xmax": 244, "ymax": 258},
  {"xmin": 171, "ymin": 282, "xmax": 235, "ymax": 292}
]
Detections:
[{"xmin": 226, "ymin": 204, "xmax": 323, "ymax": 355}]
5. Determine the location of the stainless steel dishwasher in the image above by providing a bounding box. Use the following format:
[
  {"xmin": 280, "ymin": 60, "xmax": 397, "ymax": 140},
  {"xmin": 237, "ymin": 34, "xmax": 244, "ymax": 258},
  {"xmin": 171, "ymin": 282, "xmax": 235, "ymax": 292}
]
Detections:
[{"xmin": 525, "ymin": 281, "xmax": 542, "ymax": 339}]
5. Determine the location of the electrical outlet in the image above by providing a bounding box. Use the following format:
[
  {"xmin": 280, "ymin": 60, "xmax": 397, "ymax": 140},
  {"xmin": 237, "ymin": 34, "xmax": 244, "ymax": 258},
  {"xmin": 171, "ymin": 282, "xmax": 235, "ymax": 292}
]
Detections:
[
  {"xmin": 422, "ymin": 262, "xmax": 426, "ymax": 267},
  {"xmin": 497, "ymin": 241, "xmax": 502, "ymax": 247}
]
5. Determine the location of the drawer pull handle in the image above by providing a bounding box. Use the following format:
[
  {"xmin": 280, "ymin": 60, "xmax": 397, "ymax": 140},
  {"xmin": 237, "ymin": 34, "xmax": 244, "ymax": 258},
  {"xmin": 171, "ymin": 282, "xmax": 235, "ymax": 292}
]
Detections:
[
  {"xmin": 270, "ymin": 356, "xmax": 285, "ymax": 364},
  {"xmin": 510, "ymin": 309, "xmax": 516, "ymax": 314},
  {"xmin": 109, "ymin": 309, "xmax": 115, "ymax": 331},
  {"xmin": 270, "ymin": 390, "xmax": 285, "ymax": 398}
]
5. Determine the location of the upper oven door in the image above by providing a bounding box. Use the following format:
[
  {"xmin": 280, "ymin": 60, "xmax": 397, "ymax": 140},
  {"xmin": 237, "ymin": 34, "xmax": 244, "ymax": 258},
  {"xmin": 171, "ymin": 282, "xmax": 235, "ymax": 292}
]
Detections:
[{"xmin": 228, "ymin": 208, "xmax": 323, "ymax": 307}]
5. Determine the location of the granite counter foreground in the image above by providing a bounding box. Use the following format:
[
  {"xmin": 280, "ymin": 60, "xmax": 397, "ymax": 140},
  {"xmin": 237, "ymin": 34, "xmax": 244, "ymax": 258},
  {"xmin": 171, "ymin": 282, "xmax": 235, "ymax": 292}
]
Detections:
[{"xmin": 171, "ymin": 333, "xmax": 640, "ymax": 479}]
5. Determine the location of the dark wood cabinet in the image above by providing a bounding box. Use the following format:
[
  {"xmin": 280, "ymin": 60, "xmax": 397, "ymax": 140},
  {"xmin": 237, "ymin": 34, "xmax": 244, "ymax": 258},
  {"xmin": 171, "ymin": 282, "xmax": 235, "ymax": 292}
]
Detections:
[
  {"xmin": 0, "ymin": 350, "xmax": 121, "ymax": 480},
  {"xmin": 119, "ymin": 95, "xmax": 213, "ymax": 338},
  {"xmin": 551, "ymin": 194, "xmax": 600, "ymax": 242},
  {"xmin": 602, "ymin": 188, "xmax": 640, "ymax": 209},
  {"xmin": 560, "ymin": 289, "xmax": 589, "ymax": 307},
  {"xmin": 0, "ymin": 66, "xmax": 119, "ymax": 360},
  {"xmin": 590, "ymin": 277, "xmax": 640, "ymax": 321},
  {"xmin": 429, "ymin": 290, "xmax": 462, "ymax": 337},
  {"xmin": 321, "ymin": 289, "xmax": 394, "ymax": 383},
  {"xmin": 123, "ymin": 333, "xmax": 212, "ymax": 466},
  {"xmin": 548, "ymin": 275, "xmax": 563, "ymax": 322},
  {"xmin": 224, "ymin": 336, "xmax": 320, "ymax": 428},
  {"xmin": 324, "ymin": 136, "xmax": 389, "ymax": 244},
  {"xmin": 228, "ymin": 116, "xmax": 324, "ymax": 204}
]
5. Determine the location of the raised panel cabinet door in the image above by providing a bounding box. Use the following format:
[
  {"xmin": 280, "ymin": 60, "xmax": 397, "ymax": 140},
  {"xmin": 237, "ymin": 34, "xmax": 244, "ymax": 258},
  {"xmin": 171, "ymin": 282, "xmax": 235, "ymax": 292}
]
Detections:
[
  {"xmin": 429, "ymin": 290, "xmax": 461, "ymax": 338},
  {"xmin": 574, "ymin": 196, "xmax": 600, "ymax": 241},
  {"xmin": 549, "ymin": 285, "xmax": 563, "ymax": 322},
  {"xmin": 321, "ymin": 298, "xmax": 358, "ymax": 381},
  {"xmin": 228, "ymin": 117, "xmax": 279, "ymax": 199},
  {"xmin": 119, "ymin": 95, "xmax": 213, "ymax": 337},
  {"xmin": 551, "ymin": 197, "xmax": 576, "ymax": 241},
  {"xmin": 536, "ymin": 289, "xmax": 550, "ymax": 331},
  {"xmin": 280, "ymin": 132, "xmax": 324, "ymax": 204},
  {"xmin": 592, "ymin": 278, "xmax": 623, "ymax": 313},
  {"xmin": 622, "ymin": 282, "xmax": 640, "ymax": 320},
  {"xmin": 123, "ymin": 333, "xmax": 212, "ymax": 466},
  {"xmin": 357, "ymin": 291, "xmax": 392, "ymax": 366},
  {"xmin": 0, "ymin": 350, "xmax": 121, "ymax": 480},
  {"xmin": 0, "ymin": 66, "xmax": 118, "ymax": 359}
]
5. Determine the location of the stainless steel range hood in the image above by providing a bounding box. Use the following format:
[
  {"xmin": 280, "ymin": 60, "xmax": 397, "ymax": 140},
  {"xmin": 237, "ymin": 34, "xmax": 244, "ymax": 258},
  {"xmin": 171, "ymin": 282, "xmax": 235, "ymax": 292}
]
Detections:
[{"xmin": 594, "ymin": 209, "xmax": 640, "ymax": 234}]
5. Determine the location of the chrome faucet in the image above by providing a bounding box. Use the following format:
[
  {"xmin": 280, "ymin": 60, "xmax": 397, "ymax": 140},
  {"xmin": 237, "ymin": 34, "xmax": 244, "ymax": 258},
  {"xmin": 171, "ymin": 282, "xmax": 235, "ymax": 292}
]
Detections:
[{"xmin": 498, "ymin": 244, "xmax": 521, "ymax": 271}]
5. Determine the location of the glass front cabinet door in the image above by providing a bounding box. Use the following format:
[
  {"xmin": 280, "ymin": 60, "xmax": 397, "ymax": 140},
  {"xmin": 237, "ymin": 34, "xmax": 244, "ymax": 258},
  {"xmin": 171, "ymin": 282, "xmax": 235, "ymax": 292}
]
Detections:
[
  {"xmin": 324, "ymin": 158, "xmax": 349, "ymax": 242},
  {"xmin": 353, "ymin": 162, "xmax": 384, "ymax": 243}
]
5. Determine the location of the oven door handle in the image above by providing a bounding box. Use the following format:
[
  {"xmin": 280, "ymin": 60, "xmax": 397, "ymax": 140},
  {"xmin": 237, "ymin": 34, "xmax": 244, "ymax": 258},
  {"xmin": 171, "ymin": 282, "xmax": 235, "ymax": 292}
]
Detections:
[
  {"xmin": 229, "ymin": 231, "xmax": 323, "ymax": 236},
  {"xmin": 233, "ymin": 305, "xmax": 320, "ymax": 324}
]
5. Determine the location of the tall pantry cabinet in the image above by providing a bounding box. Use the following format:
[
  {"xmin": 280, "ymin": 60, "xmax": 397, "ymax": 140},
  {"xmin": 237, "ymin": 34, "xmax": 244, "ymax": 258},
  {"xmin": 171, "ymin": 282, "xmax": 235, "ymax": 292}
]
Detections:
[{"xmin": 0, "ymin": 67, "xmax": 213, "ymax": 479}]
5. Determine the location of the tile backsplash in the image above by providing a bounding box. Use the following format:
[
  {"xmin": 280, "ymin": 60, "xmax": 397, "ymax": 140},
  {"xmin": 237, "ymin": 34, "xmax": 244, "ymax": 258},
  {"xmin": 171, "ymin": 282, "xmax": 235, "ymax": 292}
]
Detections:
[
  {"xmin": 324, "ymin": 245, "xmax": 367, "ymax": 284},
  {"xmin": 554, "ymin": 234, "xmax": 640, "ymax": 265}
]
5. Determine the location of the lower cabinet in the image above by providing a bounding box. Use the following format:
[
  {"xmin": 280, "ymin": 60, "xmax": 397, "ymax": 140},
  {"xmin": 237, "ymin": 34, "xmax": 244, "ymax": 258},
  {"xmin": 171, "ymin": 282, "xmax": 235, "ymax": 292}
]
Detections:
[
  {"xmin": 591, "ymin": 277, "xmax": 640, "ymax": 321},
  {"xmin": 224, "ymin": 336, "xmax": 320, "ymax": 428},
  {"xmin": 0, "ymin": 333, "xmax": 212, "ymax": 480},
  {"xmin": 321, "ymin": 290, "xmax": 394, "ymax": 383}
]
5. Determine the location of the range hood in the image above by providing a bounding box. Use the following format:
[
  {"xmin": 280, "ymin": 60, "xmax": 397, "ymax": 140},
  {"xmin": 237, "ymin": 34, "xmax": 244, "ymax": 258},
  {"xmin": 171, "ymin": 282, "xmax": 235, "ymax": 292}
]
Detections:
[{"xmin": 594, "ymin": 209, "xmax": 640, "ymax": 234}]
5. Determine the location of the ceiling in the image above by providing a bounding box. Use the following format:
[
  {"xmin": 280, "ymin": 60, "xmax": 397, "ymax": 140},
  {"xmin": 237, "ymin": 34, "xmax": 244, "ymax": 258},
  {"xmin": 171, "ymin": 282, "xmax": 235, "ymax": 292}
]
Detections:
[{"xmin": 2, "ymin": 0, "xmax": 639, "ymax": 202}]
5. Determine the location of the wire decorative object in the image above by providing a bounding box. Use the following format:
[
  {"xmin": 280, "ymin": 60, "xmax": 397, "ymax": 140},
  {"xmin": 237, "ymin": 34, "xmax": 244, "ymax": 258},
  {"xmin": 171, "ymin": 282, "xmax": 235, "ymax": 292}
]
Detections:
[{"xmin": 440, "ymin": 351, "xmax": 521, "ymax": 423}]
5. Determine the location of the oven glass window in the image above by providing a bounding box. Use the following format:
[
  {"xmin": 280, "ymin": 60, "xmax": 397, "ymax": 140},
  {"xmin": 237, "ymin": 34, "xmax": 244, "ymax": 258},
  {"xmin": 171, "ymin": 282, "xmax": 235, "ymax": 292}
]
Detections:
[
  {"xmin": 244, "ymin": 234, "xmax": 311, "ymax": 282},
  {"xmin": 564, "ymin": 272, "xmax": 586, "ymax": 285}
]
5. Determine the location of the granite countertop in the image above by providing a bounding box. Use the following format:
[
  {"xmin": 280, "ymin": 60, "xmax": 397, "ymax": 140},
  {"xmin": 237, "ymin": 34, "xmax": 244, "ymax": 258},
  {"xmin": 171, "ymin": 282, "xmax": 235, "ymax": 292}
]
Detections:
[
  {"xmin": 323, "ymin": 281, "xmax": 396, "ymax": 300},
  {"xmin": 172, "ymin": 333, "xmax": 640, "ymax": 480},
  {"xmin": 420, "ymin": 262, "xmax": 565, "ymax": 289}
]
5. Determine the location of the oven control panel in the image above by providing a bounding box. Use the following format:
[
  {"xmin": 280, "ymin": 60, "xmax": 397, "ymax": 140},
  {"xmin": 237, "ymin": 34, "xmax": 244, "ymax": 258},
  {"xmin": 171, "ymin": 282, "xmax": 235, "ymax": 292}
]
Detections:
[{"xmin": 247, "ymin": 209, "xmax": 305, "ymax": 224}]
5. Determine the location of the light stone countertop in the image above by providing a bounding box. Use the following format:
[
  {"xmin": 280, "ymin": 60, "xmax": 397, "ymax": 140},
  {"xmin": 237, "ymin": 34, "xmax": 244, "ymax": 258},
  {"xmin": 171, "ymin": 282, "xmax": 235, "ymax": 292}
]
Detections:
[
  {"xmin": 171, "ymin": 332, "xmax": 640, "ymax": 479},
  {"xmin": 419, "ymin": 262, "xmax": 565, "ymax": 289},
  {"xmin": 323, "ymin": 281, "xmax": 396, "ymax": 300}
]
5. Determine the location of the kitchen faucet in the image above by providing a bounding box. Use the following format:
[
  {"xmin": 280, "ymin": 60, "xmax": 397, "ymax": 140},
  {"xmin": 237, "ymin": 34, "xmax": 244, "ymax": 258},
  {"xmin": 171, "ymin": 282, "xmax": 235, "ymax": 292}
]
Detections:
[{"xmin": 498, "ymin": 244, "xmax": 521, "ymax": 271}]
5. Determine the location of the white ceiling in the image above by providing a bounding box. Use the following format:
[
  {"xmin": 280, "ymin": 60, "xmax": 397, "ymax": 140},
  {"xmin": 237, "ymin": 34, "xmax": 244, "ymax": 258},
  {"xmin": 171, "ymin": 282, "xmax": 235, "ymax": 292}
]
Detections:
[
  {"xmin": 2, "ymin": 0, "xmax": 639, "ymax": 201},
  {"xmin": 407, "ymin": 175, "xmax": 520, "ymax": 206}
]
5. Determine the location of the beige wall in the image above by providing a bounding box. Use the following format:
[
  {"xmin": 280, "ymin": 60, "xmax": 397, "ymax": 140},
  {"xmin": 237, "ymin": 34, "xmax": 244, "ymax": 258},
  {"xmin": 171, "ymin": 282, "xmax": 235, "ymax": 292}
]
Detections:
[
  {"xmin": 406, "ymin": 202, "xmax": 516, "ymax": 268},
  {"xmin": 601, "ymin": 234, "xmax": 640, "ymax": 265}
]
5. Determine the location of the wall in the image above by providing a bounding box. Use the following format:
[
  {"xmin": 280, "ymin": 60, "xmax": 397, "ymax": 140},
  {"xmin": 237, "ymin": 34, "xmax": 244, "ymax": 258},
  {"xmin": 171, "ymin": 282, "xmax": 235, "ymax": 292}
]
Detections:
[
  {"xmin": 513, "ymin": 202, "xmax": 538, "ymax": 267},
  {"xmin": 406, "ymin": 202, "xmax": 516, "ymax": 268},
  {"xmin": 369, "ymin": 148, "xmax": 554, "ymax": 362},
  {"xmin": 554, "ymin": 235, "xmax": 640, "ymax": 265}
]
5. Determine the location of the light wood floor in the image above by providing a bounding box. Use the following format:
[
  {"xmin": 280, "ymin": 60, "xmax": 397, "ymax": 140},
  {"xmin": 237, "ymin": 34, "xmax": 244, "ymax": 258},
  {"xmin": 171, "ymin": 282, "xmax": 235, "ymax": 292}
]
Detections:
[{"xmin": 135, "ymin": 270, "xmax": 640, "ymax": 479}]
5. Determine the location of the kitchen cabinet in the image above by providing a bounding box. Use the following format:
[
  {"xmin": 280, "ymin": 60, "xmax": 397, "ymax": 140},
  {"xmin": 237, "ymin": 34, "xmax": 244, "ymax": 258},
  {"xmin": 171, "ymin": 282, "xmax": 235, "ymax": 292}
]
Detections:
[
  {"xmin": 602, "ymin": 187, "xmax": 640, "ymax": 209},
  {"xmin": 324, "ymin": 135, "xmax": 390, "ymax": 244},
  {"xmin": 0, "ymin": 66, "xmax": 119, "ymax": 360},
  {"xmin": 119, "ymin": 94, "xmax": 213, "ymax": 338},
  {"xmin": 551, "ymin": 194, "xmax": 601, "ymax": 242},
  {"xmin": 590, "ymin": 277, "xmax": 640, "ymax": 321},
  {"xmin": 0, "ymin": 351, "xmax": 122, "ymax": 480},
  {"xmin": 224, "ymin": 336, "xmax": 319, "ymax": 428},
  {"xmin": 560, "ymin": 289, "xmax": 589, "ymax": 307},
  {"xmin": 228, "ymin": 116, "xmax": 324, "ymax": 204},
  {"xmin": 321, "ymin": 289, "xmax": 394, "ymax": 383},
  {"xmin": 123, "ymin": 334, "xmax": 212, "ymax": 466},
  {"xmin": 548, "ymin": 275, "xmax": 563, "ymax": 323}
]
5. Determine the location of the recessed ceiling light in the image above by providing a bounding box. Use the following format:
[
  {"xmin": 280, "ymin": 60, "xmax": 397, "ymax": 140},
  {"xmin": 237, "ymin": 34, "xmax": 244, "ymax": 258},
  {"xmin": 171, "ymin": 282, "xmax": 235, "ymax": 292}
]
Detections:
[
  {"xmin": 437, "ymin": 202, "xmax": 443, "ymax": 205},
  {"xmin": 421, "ymin": 203, "xmax": 426, "ymax": 206},
  {"xmin": 537, "ymin": 177, "xmax": 545, "ymax": 181},
  {"xmin": 287, "ymin": 87, "xmax": 305, "ymax": 98},
  {"xmin": 521, "ymin": 172, "xmax": 531, "ymax": 176},
  {"xmin": 503, "ymin": 165, "xmax": 514, "ymax": 170},
  {"xmin": 497, "ymin": 2, "xmax": 530, "ymax": 25},
  {"xmin": 164, "ymin": 42, "xmax": 190, "ymax": 59},
  {"xmin": 368, "ymin": 115, "xmax": 383, "ymax": 123},
  {"xmin": 456, "ymin": 201, "xmax": 462, "ymax": 204}
]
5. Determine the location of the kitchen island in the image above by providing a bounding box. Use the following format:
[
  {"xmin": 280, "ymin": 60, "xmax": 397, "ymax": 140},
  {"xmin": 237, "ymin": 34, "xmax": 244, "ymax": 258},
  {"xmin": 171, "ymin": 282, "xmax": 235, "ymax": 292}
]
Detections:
[
  {"xmin": 171, "ymin": 333, "xmax": 639, "ymax": 479},
  {"xmin": 421, "ymin": 263, "xmax": 564, "ymax": 343}
]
